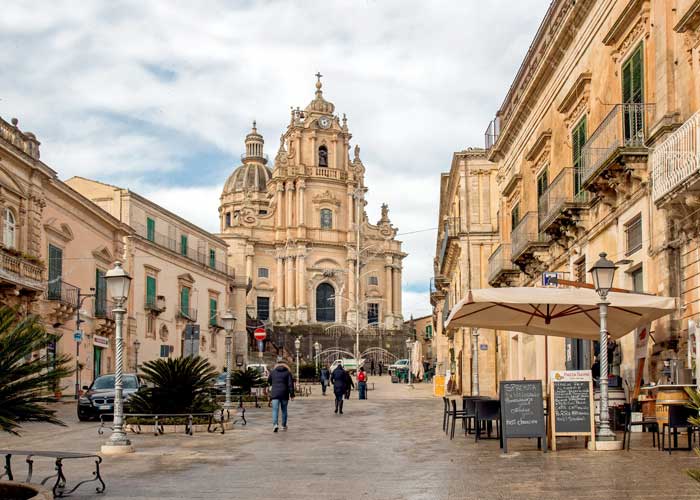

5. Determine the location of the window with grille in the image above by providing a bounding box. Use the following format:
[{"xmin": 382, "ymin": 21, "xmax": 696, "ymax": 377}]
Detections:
[
  {"xmin": 160, "ymin": 345, "xmax": 171, "ymax": 357},
  {"xmin": 258, "ymin": 267, "xmax": 269, "ymax": 278},
  {"xmin": 572, "ymin": 117, "xmax": 587, "ymax": 195},
  {"xmin": 625, "ymin": 215, "xmax": 642, "ymax": 255},
  {"xmin": 368, "ymin": 275, "xmax": 378, "ymax": 286}
]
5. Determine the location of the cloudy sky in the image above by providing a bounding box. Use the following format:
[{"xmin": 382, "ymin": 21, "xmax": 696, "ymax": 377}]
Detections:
[{"xmin": 1, "ymin": 0, "xmax": 549, "ymax": 319}]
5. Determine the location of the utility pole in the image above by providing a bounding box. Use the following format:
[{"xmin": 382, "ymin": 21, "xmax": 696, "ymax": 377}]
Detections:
[{"xmin": 75, "ymin": 287, "xmax": 96, "ymax": 399}]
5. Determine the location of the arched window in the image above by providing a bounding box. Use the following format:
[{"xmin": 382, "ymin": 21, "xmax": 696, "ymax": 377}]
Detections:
[
  {"xmin": 320, "ymin": 209, "xmax": 332, "ymax": 229},
  {"xmin": 318, "ymin": 145, "xmax": 328, "ymax": 167},
  {"xmin": 3, "ymin": 208, "xmax": 15, "ymax": 248},
  {"xmin": 316, "ymin": 283, "xmax": 335, "ymax": 323}
]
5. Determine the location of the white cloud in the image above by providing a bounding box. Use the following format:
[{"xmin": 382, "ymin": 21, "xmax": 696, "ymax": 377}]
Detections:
[{"xmin": 0, "ymin": 0, "xmax": 549, "ymax": 317}]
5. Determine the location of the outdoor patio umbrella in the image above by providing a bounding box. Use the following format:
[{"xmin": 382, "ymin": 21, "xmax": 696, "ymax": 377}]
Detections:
[{"xmin": 445, "ymin": 287, "xmax": 677, "ymax": 340}]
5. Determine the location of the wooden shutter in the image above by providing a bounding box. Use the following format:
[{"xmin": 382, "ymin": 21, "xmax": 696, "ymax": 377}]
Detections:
[
  {"xmin": 181, "ymin": 235, "xmax": 188, "ymax": 256},
  {"xmin": 209, "ymin": 298, "xmax": 217, "ymax": 326},
  {"xmin": 48, "ymin": 244, "xmax": 63, "ymax": 299},
  {"xmin": 623, "ymin": 44, "xmax": 644, "ymax": 104},
  {"xmin": 572, "ymin": 117, "xmax": 587, "ymax": 195},
  {"xmin": 181, "ymin": 287, "xmax": 189, "ymax": 315},
  {"xmin": 147, "ymin": 218, "xmax": 155, "ymax": 241},
  {"xmin": 209, "ymin": 249, "xmax": 216, "ymax": 269},
  {"xmin": 146, "ymin": 276, "xmax": 156, "ymax": 306},
  {"xmin": 95, "ymin": 269, "xmax": 106, "ymax": 315}
]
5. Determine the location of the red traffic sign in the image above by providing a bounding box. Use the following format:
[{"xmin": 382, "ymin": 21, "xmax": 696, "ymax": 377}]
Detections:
[{"xmin": 254, "ymin": 328, "xmax": 266, "ymax": 341}]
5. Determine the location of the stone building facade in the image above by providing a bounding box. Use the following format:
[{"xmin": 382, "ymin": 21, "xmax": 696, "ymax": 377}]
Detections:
[
  {"xmin": 430, "ymin": 149, "xmax": 500, "ymax": 397},
  {"xmin": 452, "ymin": 0, "xmax": 700, "ymax": 391},
  {"xmin": 218, "ymin": 76, "xmax": 406, "ymax": 359},
  {"xmin": 0, "ymin": 116, "xmax": 131, "ymax": 396},
  {"xmin": 68, "ymin": 177, "xmax": 244, "ymax": 373}
]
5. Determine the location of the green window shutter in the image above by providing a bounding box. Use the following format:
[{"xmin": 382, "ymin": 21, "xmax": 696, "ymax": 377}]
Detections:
[
  {"xmin": 537, "ymin": 170, "xmax": 548, "ymax": 198},
  {"xmin": 209, "ymin": 298, "xmax": 217, "ymax": 326},
  {"xmin": 181, "ymin": 235, "xmax": 188, "ymax": 256},
  {"xmin": 95, "ymin": 269, "xmax": 106, "ymax": 315},
  {"xmin": 623, "ymin": 44, "xmax": 644, "ymax": 105},
  {"xmin": 572, "ymin": 117, "xmax": 587, "ymax": 195},
  {"xmin": 147, "ymin": 218, "xmax": 155, "ymax": 242},
  {"xmin": 48, "ymin": 244, "xmax": 63, "ymax": 299},
  {"xmin": 181, "ymin": 287, "xmax": 189, "ymax": 316},
  {"xmin": 146, "ymin": 276, "xmax": 156, "ymax": 307},
  {"xmin": 209, "ymin": 249, "xmax": 216, "ymax": 269}
]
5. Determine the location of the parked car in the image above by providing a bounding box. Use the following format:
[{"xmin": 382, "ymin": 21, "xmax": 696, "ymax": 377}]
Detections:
[
  {"xmin": 212, "ymin": 372, "xmax": 242, "ymax": 395},
  {"xmin": 77, "ymin": 373, "xmax": 141, "ymax": 421},
  {"xmin": 247, "ymin": 363, "xmax": 269, "ymax": 378},
  {"xmin": 387, "ymin": 359, "xmax": 409, "ymax": 376},
  {"xmin": 329, "ymin": 358, "xmax": 365, "ymax": 374}
]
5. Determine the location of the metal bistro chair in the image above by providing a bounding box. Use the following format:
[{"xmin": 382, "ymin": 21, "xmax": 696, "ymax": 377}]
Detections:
[
  {"xmin": 661, "ymin": 405, "xmax": 696, "ymax": 454},
  {"xmin": 462, "ymin": 396, "xmax": 486, "ymax": 436},
  {"xmin": 621, "ymin": 403, "xmax": 658, "ymax": 451},
  {"xmin": 442, "ymin": 397, "xmax": 450, "ymax": 434},
  {"xmin": 449, "ymin": 399, "xmax": 469, "ymax": 440},
  {"xmin": 474, "ymin": 399, "xmax": 501, "ymax": 443}
]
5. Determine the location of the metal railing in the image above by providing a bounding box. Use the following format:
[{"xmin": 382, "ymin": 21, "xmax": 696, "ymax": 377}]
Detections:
[
  {"xmin": 0, "ymin": 247, "xmax": 44, "ymax": 286},
  {"xmin": 651, "ymin": 109, "xmax": 700, "ymax": 202},
  {"xmin": 95, "ymin": 299, "xmax": 115, "ymax": 320},
  {"xmin": 581, "ymin": 103, "xmax": 655, "ymax": 187},
  {"xmin": 537, "ymin": 168, "xmax": 590, "ymax": 230},
  {"xmin": 484, "ymin": 116, "xmax": 500, "ymax": 151},
  {"xmin": 178, "ymin": 306, "xmax": 197, "ymax": 322},
  {"xmin": 487, "ymin": 244, "xmax": 517, "ymax": 283},
  {"xmin": 511, "ymin": 212, "xmax": 550, "ymax": 259},
  {"xmin": 46, "ymin": 279, "xmax": 79, "ymax": 306},
  {"xmin": 133, "ymin": 222, "xmax": 234, "ymax": 276},
  {"xmin": 437, "ymin": 217, "xmax": 461, "ymax": 272}
]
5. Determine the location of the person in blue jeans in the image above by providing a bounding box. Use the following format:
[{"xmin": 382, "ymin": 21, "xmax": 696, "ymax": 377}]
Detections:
[
  {"xmin": 320, "ymin": 365, "xmax": 330, "ymax": 396},
  {"xmin": 267, "ymin": 357, "xmax": 295, "ymax": 432}
]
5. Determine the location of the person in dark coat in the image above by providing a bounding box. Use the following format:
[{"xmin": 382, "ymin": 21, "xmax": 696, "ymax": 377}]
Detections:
[
  {"xmin": 378, "ymin": 361, "xmax": 383, "ymax": 377},
  {"xmin": 344, "ymin": 369, "xmax": 354, "ymax": 400},
  {"xmin": 331, "ymin": 362, "xmax": 348, "ymax": 414},
  {"xmin": 267, "ymin": 358, "xmax": 295, "ymax": 432},
  {"xmin": 320, "ymin": 365, "xmax": 330, "ymax": 396}
]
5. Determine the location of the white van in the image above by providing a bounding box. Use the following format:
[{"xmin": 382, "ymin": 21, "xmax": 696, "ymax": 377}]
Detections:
[{"xmin": 329, "ymin": 358, "xmax": 365, "ymax": 373}]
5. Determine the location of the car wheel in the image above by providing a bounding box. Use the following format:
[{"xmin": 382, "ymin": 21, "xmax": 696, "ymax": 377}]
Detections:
[{"xmin": 77, "ymin": 412, "xmax": 91, "ymax": 422}]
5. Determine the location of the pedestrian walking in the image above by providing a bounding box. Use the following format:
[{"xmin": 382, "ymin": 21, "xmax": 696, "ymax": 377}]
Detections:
[
  {"xmin": 344, "ymin": 369, "xmax": 354, "ymax": 399},
  {"xmin": 378, "ymin": 361, "xmax": 383, "ymax": 377},
  {"xmin": 267, "ymin": 357, "xmax": 295, "ymax": 432},
  {"xmin": 357, "ymin": 366, "xmax": 368, "ymax": 400},
  {"xmin": 331, "ymin": 362, "xmax": 348, "ymax": 414},
  {"xmin": 320, "ymin": 365, "xmax": 330, "ymax": 396},
  {"xmin": 370, "ymin": 359, "xmax": 375, "ymax": 376}
]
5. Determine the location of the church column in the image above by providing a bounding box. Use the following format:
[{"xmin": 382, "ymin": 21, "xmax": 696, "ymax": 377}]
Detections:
[
  {"xmin": 393, "ymin": 261, "xmax": 402, "ymax": 318},
  {"xmin": 347, "ymin": 187, "xmax": 354, "ymax": 232},
  {"xmin": 296, "ymin": 248, "xmax": 306, "ymax": 307},
  {"xmin": 286, "ymin": 182, "xmax": 295, "ymax": 227},
  {"xmin": 276, "ymin": 254, "xmax": 285, "ymax": 313},
  {"xmin": 298, "ymin": 180, "xmax": 306, "ymax": 226},
  {"xmin": 285, "ymin": 255, "xmax": 296, "ymax": 308},
  {"xmin": 275, "ymin": 183, "xmax": 284, "ymax": 228},
  {"xmin": 459, "ymin": 164, "xmax": 468, "ymax": 232},
  {"xmin": 385, "ymin": 256, "xmax": 393, "ymax": 316}
]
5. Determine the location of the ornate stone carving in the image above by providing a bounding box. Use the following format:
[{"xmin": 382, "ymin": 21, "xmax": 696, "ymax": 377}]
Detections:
[{"xmin": 311, "ymin": 190, "xmax": 341, "ymax": 206}]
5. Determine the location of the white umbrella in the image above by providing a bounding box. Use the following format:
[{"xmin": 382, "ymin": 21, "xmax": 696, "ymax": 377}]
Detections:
[
  {"xmin": 411, "ymin": 341, "xmax": 424, "ymax": 381},
  {"xmin": 445, "ymin": 287, "xmax": 676, "ymax": 340}
]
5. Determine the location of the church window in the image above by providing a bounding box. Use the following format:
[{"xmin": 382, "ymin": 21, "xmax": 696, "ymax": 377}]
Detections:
[
  {"xmin": 259, "ymin": 209, "xmax": 268, "ymax": 215},
  {"xmin": 320, "ymin": 209, "xmax": 332, "ymax": 229},
  {"xmin": 368, "ymin": 276, "xmax": 378, "ymax": 286},
  {"xmin": 318, "ymin": 145, "xmax": 328, "ymax": 167},
  {"xmin": 367, "ymin": 303, "xmax": 379, "ymax": 325},
  {"xmin": 258, "ymin": 267, "xmax": 269, "ymax": 278},
  {"xmin": 316, "ymin": 283, "xmax": 335, "ymax": 322},
  {"xmin": 225, "ymin": 212, "xmax": 231, "ymax": 227}
]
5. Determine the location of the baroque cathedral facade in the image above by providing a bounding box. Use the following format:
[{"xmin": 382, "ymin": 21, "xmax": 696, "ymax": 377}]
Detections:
[{"xmin": 218, "ymin": 76, "xmax": 406, "ymax": 347}]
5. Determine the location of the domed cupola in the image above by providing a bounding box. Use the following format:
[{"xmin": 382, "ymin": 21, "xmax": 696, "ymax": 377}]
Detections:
[
  {"xmin": 305, "ymin": 73, "xmax": 335, "ymax": 115},
  {"xmin": 222, "ymin": 163, "xmax": 272, "ymax": 194},
  {"xmin": 242, "ymin": 121, "xmax": 267, "ymax": 164}
]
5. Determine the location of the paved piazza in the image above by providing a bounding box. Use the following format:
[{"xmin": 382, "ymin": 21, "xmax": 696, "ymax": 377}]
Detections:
[{"xmin": 2, "ymin": 377, "xmax": 699, "ymax": 499}]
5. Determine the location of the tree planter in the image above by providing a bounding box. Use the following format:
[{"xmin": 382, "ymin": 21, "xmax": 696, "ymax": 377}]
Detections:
[{"xmin": 0, "ymin": 480, "xmax": 53, "ymax": 500}]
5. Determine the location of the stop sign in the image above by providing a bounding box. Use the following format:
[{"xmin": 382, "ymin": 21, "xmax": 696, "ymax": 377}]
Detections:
[{"xmin": 254, "ymin": 327, "xmax": 266, "ymax": 341}]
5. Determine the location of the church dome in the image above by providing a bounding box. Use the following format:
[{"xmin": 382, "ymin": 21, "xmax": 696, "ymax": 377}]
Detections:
[{"xmin": 223, "ymin": 163, "xmax": 272, "ymax": 194}]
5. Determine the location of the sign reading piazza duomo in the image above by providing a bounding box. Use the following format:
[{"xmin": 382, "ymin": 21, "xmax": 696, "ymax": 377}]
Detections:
[{"xmin": 218, "ymin": 75, "xmax": 406, "ymax": 355}]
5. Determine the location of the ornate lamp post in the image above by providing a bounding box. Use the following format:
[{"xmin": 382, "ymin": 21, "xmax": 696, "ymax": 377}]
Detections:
[
  {"xmin": 314, "ymin": 341, "xmax": 320, "ymax": 377},
  {"xmin": 101, "ymin": 261, "xmax": 133, "ymax": 455},
  {"xmin": 220, "ymin": 310, "xmax": 236, "ymax": 411},
  {"xmin": 294, "ymin": 336, "xmax": 301, "ymax": 383},
  {"xmin": 589, "ymin": 252, "xmax": 618, "ymax": 442},
  {"xmin": 133, "ymin": 339, "xmax": 141, "ymax": 372}
]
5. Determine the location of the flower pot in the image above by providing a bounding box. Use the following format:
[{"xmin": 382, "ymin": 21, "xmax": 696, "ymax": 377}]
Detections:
[{"xmin": 0, "ymin": 480, "xmax": 53, "ymax": 500}]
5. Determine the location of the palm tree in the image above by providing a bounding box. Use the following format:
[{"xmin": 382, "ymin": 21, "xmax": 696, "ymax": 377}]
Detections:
[
  {"xmin": 231, "ymin": 368, "xmax": 265, "ymax": 395},
  {"xmin": 127, "ymin": 356, "xmax": 218, "ymax": 414},
  {"xmin": 0, "ymin": 306, "xmax": 72, "ymax": 435}
]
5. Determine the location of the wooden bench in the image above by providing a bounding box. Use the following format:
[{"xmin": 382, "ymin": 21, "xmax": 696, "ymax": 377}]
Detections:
[
  {"xmin": 0, "ymin": 450, "xmax": 105, "ymax": 498},
  {"xmin": 98, "ymin": 409, "xmax": 245, "ymax": 436}
]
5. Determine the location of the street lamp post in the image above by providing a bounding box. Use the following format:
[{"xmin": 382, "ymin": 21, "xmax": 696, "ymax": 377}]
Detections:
[
  {"xmin": 314, "ymin": 341, "xmax": 320, "ymax": 377},
  {"xmin": 471, "ymin": 328, "xmax": 480, "ymax": 396},
  {"xmin": 101, "ymin": 261, "xmax": 133, "ymax": 455},
  {"xmin": 589, "ymin": 252, "xmax": 618, "ymax": 442},
  {"xmin": 221, "ymin": 310, "xmax": 237, "ymax": 411},
  {"xmin": 133, "ymin": 339, "xmax": 141, "ymax": 372},
  {"xmin": 294, "ymin": 336, "xmax": 301, "ymax": 383}
]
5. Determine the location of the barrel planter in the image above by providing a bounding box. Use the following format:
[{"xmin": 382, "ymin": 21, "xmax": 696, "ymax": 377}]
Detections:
[
  {"xmin": 0, "ymin": 481, "xmax": 53, "ymax": 500},
  {"xmin": 655, "ymin": 386, "xmax": 690, "ymax": 427}
]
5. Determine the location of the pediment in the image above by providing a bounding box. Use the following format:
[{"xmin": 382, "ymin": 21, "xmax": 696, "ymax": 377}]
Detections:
[
  {"xmin": 44, "ymin": 218, "xmax": 74, "ymax": 243},
  {"xmin": 177, "ymin": 273, "xmax": 195, "ymax": 283},
  {"xmin": 0, "ymin": 163, "xmax": 27, "ymax": 198},
  {"xmin": 92, "ymin": 246, "xmax": 114, "ymax": 265}
]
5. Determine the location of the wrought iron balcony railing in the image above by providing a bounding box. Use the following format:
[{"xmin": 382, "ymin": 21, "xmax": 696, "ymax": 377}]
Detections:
[
  {"xmin": 178, "ymin": 306, "xmax": 197, "ymax": 322},
  {"xmin": 94, "ymin": 299, "xmax": 115, "ymax": 321},
  {"xmin": 487, "ymin": 243, "xmax": 518, "ymax": 284},
  {"xmin": 651, "ymin": 109, "xmax": 700, "ymax": 203},
  {"xmin": 45, "ymin": 279, "xmax": 79, "ymax": 307},
  {"xmin": 511, "ymin": 212, "xmax": 550, "ymax": 260},
  {"xmin": 581, "ymin": 103, "xmax": 655, "ymax": 187},
  {"xmin": 437, "ymin": 217, "xmax": 461, "ymax": 272},
  {"xmin": 484, "ymin": 116, "xmax": 500, "ymax": 151},
  {"xmin": 537, "ymin": 167, "xmax": 590, "ymax": 231}
]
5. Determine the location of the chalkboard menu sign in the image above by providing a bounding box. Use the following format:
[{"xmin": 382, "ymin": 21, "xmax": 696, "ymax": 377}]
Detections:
[
  {"xmin": 499, "ymin": 380, "xmax": 546, "ymax": 454},
  {"xmin": 549, "ymin": 370, "xmax": 595, "ymax": 451}
]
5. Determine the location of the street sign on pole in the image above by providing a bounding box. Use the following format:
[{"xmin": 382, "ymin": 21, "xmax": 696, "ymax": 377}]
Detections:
[
  {"xmin": 73, "ymin": 330, "xmax": 83, "ymax": 342},
  {"xmin": 254, "ymin": 327, "xmax": 266, "ymax": 341}
]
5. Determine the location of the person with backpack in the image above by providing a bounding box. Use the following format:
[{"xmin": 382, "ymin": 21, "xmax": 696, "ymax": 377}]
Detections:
[
  {"xmin": 267, "ymin": 357, "xmax": 295, "ymax": 432},
  {"xmin": 331, "ymin": 361, "xmax": 347, "ymax": 414},
  {"xmin": 357, "ymin": 366, "xmax": 368, "ymax": 400},
  {"xmin": 320, "ymin": 365, "xmax": 330, "ymax": 396}
]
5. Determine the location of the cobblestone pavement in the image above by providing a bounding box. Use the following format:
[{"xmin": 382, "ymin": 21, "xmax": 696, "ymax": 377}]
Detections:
[{"xmin": 2, "ymin": 376, "xmax": 700, "ymax": 499}]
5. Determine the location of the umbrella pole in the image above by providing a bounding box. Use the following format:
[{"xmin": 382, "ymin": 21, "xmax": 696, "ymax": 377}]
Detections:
[
  {"xmin": 545, "ymin": 335, "xmax": 549, "ymax": 386},
  {"xmin": 471, "ymin": 328, "xmax": 480, "ymax": 396}
]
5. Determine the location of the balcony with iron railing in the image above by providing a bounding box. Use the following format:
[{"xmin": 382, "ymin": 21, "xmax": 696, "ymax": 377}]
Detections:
[
  {"xmin": 145, "ymin": 294, "xmax": 166, "ymax": 314},
  {"xmin": 537, "ymin": 167, "xmax": 591, "ymax": 234},
  {"xmin": 45, "ymin": 279, "xmax": 79, "ymax": 307},
  {"xmin": 651, "ymin": 109, "xmax": 700, "ymax": 204},
  {"xmin": 484, "ymin": 116, "xmax": 500, "ymax": 152},
  {"xmin": 581, "ymin": 103, "xmax": 655, "ymax": 189},
  {"xmin": 487, "ymin": 243, "xmax": 519, "ymax": 287},
  {"xmin": 94, "ymin": 299, "xmax": 115, "ymax": 321},
  {"xmin": 133, "ymin": 221, "xmax": 234, "ymax": 276},
  {"xmin": 0, "ymin": 247, "xmax": 44, "ymax": 292},
  {"xmin": 436, "ymin": 217, "xmax": 461, "ymax": 272},
  {"xmin": 511, "ymin": 212, "xmax": 550, "ymax": 261},
  {"xmin": 178, "ymin": 305, "xmax": 197, "ymax": 322}
]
